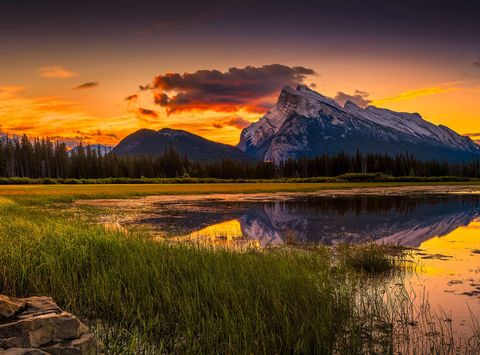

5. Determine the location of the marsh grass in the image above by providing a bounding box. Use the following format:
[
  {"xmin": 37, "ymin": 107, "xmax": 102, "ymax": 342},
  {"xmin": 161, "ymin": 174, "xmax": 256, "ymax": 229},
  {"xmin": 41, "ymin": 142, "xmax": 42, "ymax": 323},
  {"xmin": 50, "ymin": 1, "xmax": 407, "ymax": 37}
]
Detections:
[
  {"xmin": 0, "ymin": 203, "xmax": 350, "ymax": 353},
  {"xmin": 0, "ymin": 194, "xmax": 478, "ymax": 353},
  {"xmin": 336, "ymin": 243, "xmax": 412, "ymax": 274}
]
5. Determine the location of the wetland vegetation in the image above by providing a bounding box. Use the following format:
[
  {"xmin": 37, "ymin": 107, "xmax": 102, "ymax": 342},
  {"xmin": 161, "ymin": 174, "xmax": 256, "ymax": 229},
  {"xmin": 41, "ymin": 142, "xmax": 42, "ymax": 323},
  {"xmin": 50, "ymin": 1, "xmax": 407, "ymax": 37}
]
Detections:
[{"xmin": 0, "ymin": 184, "xmax": 479, "ymax": 353}]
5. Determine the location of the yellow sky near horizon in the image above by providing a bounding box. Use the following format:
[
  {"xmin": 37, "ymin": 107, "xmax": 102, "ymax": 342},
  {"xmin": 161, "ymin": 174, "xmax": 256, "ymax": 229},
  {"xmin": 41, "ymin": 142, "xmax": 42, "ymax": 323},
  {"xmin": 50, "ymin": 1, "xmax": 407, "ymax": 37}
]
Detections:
[{"xmin": 1, "ymin": 62, "xmax": 480, "ymax": 147}]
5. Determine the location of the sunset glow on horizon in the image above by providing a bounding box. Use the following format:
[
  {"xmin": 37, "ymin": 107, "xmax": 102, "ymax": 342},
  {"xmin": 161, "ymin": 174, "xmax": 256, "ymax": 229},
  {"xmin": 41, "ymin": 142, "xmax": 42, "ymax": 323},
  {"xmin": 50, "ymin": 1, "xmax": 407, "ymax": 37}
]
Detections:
[{"xmin": 1, "ymin": 1, "xmax": 479, "ymax": 147}]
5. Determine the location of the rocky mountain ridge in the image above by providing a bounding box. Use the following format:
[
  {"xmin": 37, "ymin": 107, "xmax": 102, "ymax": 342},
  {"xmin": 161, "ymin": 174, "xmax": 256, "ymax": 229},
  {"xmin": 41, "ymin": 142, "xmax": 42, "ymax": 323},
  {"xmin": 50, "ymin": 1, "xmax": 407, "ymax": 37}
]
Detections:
[{"xmin": 238, "ymin": 85, "xmax": 480, "ymax": 162}]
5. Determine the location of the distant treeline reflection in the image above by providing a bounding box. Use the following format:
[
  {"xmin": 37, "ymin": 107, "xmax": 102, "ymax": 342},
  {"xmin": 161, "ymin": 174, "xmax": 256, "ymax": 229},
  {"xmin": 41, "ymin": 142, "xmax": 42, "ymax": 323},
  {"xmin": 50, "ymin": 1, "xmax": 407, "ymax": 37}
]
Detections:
[
  {"xmin": 0, "ymin": 135, "xmax": 479, "ymax": 179},
  {"xmin": 258, "ymin": 195, "xmax": 480, "ymax": 216}
]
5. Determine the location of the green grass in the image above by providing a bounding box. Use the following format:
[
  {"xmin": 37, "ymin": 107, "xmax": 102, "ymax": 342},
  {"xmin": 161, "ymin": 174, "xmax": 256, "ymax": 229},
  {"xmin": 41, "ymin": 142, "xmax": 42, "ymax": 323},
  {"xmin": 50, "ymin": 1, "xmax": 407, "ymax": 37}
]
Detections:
[
  {"xmin": 0, "ymin": 201, "xmax": 365, "ymax": 353},
  {"xmin": 0, "ymin": 186, "xmax": 478, "ymax": 353},
  {"xmin": 336, "ymin": 244, "xmax": 410, "ymax": 274},
  {"xmin": 0, "ymin": 175, "xmax": 478, "ymax": 185}
]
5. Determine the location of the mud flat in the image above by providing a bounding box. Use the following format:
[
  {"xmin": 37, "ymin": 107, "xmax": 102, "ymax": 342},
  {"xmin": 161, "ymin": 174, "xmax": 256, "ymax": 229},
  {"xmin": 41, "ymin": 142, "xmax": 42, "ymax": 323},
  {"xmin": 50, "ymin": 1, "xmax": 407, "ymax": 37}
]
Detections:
[{"xmin": 75, "ymin": 184, "xmax": 480, "ymax": 209}]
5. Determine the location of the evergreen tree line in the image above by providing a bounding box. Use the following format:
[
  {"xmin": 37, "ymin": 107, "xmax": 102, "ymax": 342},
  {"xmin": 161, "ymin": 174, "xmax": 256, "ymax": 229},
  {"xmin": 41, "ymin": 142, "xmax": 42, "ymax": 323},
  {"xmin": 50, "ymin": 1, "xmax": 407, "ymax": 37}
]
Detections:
[{"xmin": 1, "ymin": 135, "xmax": 479, "ymax": 179}]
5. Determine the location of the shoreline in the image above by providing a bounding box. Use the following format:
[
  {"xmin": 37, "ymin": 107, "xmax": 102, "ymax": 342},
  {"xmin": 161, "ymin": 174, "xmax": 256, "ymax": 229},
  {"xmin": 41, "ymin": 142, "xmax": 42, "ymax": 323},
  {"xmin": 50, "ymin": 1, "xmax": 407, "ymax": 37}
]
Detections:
[{"xmin": 75, "ymin": 184, "xmax": 480, "ymax": 207}]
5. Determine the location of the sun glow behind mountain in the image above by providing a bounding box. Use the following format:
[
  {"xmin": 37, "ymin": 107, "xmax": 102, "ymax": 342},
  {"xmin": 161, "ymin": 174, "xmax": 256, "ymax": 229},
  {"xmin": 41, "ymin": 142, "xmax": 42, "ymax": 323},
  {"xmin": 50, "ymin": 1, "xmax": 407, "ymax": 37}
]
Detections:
[{"xmin": 1, "ymin": 1, "xmax": 480, "ymax": 147}]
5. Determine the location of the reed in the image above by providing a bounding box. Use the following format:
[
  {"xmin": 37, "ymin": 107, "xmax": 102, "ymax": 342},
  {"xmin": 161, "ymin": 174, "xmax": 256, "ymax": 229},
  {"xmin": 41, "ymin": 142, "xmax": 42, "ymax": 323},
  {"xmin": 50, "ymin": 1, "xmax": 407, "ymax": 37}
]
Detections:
[{"xmin": 0, "ymin": 190, "xmax": 478, "ymax": 353}]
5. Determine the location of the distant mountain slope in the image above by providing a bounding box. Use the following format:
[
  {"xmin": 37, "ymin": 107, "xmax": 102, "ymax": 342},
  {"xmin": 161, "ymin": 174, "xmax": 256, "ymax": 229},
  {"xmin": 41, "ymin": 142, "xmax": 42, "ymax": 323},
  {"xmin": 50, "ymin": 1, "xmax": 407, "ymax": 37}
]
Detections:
[
  {"xmin": 69, "ymin": 144, "xmax": 113, "ymax": 156},
  {"xmin": 238, "ymin": 85, "xmax": 480, "ymax": 162},
  {"xmin": 112, "ymin": 128, "xmax": 255, "ymax": 162}
]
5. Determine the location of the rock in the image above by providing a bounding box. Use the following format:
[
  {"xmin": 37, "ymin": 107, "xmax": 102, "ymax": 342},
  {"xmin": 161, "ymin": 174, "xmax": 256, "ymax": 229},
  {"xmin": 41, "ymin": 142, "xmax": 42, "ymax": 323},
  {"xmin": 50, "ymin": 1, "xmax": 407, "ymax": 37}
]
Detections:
[
  {"xmin": 40, "ymin": 332, "xmax": 97, "ymax": 354},
  {"xmin": 1, "ymin": 348, "xmax": 48, "ymax": 354},
  {"xmin": 0, "ymin": 296, "xmax": 25, "ymax": 320},
  {"xmin": 0, "ymin": 295, "xmax": 98, "ymax": 354}
]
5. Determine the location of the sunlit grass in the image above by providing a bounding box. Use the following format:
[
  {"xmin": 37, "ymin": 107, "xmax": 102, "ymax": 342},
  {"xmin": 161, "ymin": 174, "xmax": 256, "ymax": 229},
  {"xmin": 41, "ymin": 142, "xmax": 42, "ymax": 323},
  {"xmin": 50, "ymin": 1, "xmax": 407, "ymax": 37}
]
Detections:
[
  {"xmin": 0, "ymin": 197, "xmax": 15, "ymax": 207},
  {"xmin": 0, "ymin": 202, "xmax": 355, "ymax": 353},
  {"xmin": 0, "ymin": 187, "xmax": 479, "ymax": 353},
  {"xmin": 1, "ymin": 180, "xmax": 479, "ymax": 202}
]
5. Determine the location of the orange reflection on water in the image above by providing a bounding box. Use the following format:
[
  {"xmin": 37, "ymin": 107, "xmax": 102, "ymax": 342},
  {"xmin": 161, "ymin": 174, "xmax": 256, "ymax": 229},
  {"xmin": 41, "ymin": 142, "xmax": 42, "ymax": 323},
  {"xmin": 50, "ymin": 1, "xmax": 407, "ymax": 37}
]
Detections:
[
  {"xmin": 414, "ymin": 220, "xmax": 480, "ymax": 276},
  {"xmin": 408, "ymin": 219, "xmax": 480, "ymax": 336},
  {"xmin": 172, "ymin": 219, "xmax": 260, "ymax": 249},
  {"xmin": 169, "ymin": 212, "xmax": 480, "ymax": 334}
]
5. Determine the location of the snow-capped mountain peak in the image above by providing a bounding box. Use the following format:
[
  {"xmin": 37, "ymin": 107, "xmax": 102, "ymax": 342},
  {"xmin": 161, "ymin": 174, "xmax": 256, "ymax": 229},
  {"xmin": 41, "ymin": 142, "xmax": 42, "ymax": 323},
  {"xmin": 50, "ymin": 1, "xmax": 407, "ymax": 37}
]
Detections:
[{"xmin": 238, "ymin": 85, "xmax": 480, "ymax": 162}]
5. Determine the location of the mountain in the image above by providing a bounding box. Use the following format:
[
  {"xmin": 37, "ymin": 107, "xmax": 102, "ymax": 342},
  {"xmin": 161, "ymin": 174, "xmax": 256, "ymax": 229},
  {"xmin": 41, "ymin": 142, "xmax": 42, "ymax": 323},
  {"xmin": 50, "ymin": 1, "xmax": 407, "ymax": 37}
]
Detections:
[
  {"xmin": 0, "ymin": 135, "xmax": 19, "ymax": 144},
  {"xmin": 112, "ymin": 128, "xmax": 254, "ymax": 162},
  {"xmin": 69, "ymin": 144, "xmax": 113, "ymax": 156},
  {"xmin": 238, "ymin": 85, "xmax": 480, "ymax": 162}
]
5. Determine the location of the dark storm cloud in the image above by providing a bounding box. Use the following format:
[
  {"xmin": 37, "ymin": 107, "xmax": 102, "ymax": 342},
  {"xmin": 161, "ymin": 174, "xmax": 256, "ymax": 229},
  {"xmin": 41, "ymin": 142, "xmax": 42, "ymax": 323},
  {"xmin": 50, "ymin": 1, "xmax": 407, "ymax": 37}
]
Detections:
[
  {"xmin": 334, "ymin": 90, "xmax": 372, "ymax": 107},
  {"xmin": 153, "ymin": 93, "xmax": 169, "ymax": 106},
  {"xmin": 73, "ymin": 81, "xmax": 99, "ymax": 90},
  {"xmin": 148, "ymin": 64, "xmax": 316, "ymax": 114}
]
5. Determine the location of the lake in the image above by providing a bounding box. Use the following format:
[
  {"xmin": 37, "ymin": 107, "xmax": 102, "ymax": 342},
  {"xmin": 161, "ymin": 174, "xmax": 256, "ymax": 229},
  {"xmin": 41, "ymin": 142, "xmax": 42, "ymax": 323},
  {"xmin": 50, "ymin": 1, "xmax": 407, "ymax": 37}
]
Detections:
[
  {"xmin": 131, "ymin": 193, "xmax": 480, "ymax": 337},
  {"xmin": 81, "ymin": 190, "xmax": 480, "ymax": 338}
]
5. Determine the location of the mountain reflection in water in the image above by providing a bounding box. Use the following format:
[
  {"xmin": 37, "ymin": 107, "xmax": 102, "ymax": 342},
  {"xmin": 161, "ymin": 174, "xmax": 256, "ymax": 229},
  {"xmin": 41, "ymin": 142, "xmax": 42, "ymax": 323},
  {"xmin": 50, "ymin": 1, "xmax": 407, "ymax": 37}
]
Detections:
[
  {"xmin": 140, "ymin": 195, "xmax": 480, "ymax": 247},
  {"xmin": 135, "ymin": 193, "xmax": 480, "ymax": 336}
]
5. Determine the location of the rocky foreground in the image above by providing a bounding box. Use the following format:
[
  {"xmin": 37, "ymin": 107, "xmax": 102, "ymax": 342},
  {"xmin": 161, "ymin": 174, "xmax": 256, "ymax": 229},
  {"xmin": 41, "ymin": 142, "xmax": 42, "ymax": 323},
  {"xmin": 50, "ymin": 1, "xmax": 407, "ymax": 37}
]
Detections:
[{"xmin": 0, "ymin": 295, "xmax": 97, "ymax": 354}]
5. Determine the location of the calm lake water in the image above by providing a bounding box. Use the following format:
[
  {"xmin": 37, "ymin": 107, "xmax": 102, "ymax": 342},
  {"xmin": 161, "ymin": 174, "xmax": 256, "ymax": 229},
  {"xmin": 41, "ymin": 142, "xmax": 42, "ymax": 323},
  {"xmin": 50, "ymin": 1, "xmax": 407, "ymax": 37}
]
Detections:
[
  {"xmin": 140, "ymin": 194, "xmax": 479, "ymax": 246},
  {"xmin": 135, "ymin": 193, "xmax": 480, "ymax": 336}
]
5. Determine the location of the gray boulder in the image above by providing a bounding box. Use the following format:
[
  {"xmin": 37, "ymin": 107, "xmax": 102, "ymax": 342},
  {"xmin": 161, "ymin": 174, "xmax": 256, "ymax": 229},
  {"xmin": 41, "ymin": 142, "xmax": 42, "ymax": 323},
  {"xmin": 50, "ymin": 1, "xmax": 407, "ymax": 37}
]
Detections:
[{"xmin": 0, "ymin": 296, "xmax": 97, "ymax": 354}]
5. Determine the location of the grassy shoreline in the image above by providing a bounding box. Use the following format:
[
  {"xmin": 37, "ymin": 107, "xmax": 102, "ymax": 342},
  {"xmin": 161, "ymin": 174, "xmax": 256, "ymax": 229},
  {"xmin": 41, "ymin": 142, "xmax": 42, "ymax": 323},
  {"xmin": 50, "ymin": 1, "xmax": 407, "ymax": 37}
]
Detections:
[
  {"xmin": 1, "ymin": 186, "xmax": 479, "ymax": 353},
  {"xmin": 0, "ymin": 199, "xmax": 407, "ymax": 353},
  {"xmin": 0, "ymin": 174, "xmax": 479, "ymax": 186},
  {"xmin": 1, "ymin": 181, "xmax": 480, "ymax": 203}
]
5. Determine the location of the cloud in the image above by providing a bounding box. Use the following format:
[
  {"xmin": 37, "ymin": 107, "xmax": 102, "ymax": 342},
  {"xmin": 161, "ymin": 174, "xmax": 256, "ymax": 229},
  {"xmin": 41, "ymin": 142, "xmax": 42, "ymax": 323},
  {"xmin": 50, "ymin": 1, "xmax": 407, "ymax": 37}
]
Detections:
[
  {"xmin": 144, "ymin": 64, "xmax": 316, "ymax": 114},
  {"xmin": 9, "ymin": 125, "xmax": 36, "ymax": 131},
  {"xmin": 125, "ymin": 94, "xmax": 138, "ymax": 102},
  {"xmin": 224, "ymin": 117, "xmax": 251, "ymax": 129},
  {"xmin": 76, "ymin": 130, "xmax": 118, "ymax": 139},
  {"xmin": 37, "ymin": 65, "xmax": 78, "ymax": 79},
  {"xmin": 334, "ymin": 90, "xmax": 371, "ymax": 107},
  {"xmin": 212, "ymin": 116, "xmax": 251, "ymax": 129},
  {"xmin": 473, "ymin": 58, "xmax": 480, "ymax": 68},
  {"xmin": 139, "ymin": 84, "xmax": 152, "ymax": 91},
  {"xmin": 153, "ymin": 92, "xmax": 169, "ymax": 106},
  {"xmin": 73, "ymin": 81, "xmax": 99, "ymax": 89},
  {"xmin": 469, "ymin": 133, "xmax": 480, "ymax": 145},
  {"xmin": 372, "ymin": 86, "xmax": 459, "ymax": 105},
  {"xmin": 138, "ymin": 108, "xmax": 158, "ymax": 119},
  {"xmin": 0, "ymin": 85, "xmax": 135, "ymax": 146}
]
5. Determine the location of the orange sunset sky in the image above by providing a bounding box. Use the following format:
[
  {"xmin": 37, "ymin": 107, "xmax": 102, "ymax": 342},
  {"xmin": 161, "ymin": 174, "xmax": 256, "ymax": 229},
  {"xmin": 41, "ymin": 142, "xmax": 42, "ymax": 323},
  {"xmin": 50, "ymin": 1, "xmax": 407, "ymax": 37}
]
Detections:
[{"xmin": 1, "ymin": 1, "xmax": 480, "ymax": 147}]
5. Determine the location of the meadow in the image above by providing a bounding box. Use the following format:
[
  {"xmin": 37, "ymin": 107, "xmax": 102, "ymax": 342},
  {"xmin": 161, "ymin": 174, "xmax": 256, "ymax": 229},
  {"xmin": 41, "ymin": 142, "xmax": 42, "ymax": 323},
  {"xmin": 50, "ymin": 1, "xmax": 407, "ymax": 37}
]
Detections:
[
  {"xmin": 0, "ymin": 183, "xmax": 479, "ymax": 353},
  {"xmin": 1, "ymin": 179, "xmax": 480, "ymax": 200}
]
